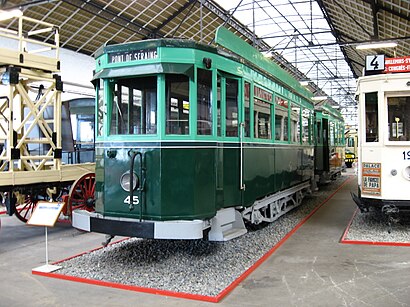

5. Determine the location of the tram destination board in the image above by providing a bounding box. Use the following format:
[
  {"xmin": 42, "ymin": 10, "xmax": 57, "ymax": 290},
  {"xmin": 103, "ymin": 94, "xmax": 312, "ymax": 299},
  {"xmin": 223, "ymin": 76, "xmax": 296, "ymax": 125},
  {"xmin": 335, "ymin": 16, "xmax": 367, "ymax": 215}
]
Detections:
[
  {"xmin": 108, "ymin": 48, "xmax": 158, "ymax": 64},
  {"xmin": 362, "ymin": 162, "xmax": 381, "ymax": 196}
]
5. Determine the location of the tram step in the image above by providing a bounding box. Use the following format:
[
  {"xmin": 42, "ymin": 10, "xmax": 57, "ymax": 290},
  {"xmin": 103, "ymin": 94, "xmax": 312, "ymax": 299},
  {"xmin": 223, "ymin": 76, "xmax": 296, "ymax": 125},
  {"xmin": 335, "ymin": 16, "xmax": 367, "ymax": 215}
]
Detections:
[{"xmin": 208, "ymin": 207, "xmax": 247, "ymax": 241}]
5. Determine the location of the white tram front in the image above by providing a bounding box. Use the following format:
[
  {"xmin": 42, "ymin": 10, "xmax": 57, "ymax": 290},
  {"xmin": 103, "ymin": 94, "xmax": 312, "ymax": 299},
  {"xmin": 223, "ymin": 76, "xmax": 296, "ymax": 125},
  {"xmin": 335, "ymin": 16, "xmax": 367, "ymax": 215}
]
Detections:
[{"xmin": 352, "ymin": 71, "xmax": 410, "ymax": 212}]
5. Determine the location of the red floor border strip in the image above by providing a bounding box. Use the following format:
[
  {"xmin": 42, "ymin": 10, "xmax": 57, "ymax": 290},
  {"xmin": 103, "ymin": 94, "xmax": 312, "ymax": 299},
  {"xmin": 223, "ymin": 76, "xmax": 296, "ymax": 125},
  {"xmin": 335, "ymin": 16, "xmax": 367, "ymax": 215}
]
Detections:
[
  {"xmin": 340, "ymin": 208, "xmax": 410, "ymax": 247},
  {"xmin": 32, "ymin": 176, "xmax": 353, "ymax": 303}
]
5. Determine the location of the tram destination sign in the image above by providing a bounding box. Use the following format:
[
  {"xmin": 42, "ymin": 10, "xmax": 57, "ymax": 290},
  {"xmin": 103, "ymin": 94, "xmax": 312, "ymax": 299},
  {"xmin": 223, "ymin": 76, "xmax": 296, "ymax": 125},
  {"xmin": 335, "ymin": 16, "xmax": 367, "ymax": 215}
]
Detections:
[
  {"xmin": 365, "ymin": 55, "xmax": 410, "ymax": 75},
  {"xmin": 384, "ymin": 56, "xmax": 410, "ymax": 73},
  {"xmin": 109, "ymin": 48, "xmax": 158, "ymax": 64}
]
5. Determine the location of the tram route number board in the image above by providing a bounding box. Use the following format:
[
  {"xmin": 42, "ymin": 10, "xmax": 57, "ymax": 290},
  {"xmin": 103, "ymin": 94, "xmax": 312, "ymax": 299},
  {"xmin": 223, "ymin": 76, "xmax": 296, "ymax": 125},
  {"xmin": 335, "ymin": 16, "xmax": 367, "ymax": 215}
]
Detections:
[
  {"xmin": 362, "ymin": 162, "xmax": 381, "ymax": 196},
  {"xmin": 27, "ymin": 202, "xmax": 64, "ymax": 227}
]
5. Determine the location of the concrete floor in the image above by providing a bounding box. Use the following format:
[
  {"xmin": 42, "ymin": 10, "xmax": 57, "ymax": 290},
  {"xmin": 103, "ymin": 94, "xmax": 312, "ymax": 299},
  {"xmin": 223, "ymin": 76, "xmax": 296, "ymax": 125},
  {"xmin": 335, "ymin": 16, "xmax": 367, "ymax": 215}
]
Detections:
[{"xmin": 1, "ymin": 172, "xmax": 409, "ymax": 306}]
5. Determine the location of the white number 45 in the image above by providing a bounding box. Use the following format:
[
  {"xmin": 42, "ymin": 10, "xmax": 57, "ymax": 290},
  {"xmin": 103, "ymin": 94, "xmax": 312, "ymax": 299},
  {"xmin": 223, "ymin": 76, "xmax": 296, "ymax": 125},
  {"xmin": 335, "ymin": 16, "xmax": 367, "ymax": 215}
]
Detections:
[{"xmin": 124, "ymin": 196, "xmax": 140, "ymax": 205}]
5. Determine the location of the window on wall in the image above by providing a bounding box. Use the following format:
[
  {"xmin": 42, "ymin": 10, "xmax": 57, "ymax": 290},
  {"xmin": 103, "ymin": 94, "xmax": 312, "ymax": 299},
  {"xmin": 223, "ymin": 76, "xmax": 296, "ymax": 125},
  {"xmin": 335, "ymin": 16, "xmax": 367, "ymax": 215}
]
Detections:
[
  {"xmin": 244, "ymin": 82, "xmax": 251, "ymax": 137},
  {"xmin": 301, "ymin": 109, "xmax": 311, "ymax": 144},
  {"xmin": 365, "ymin": 92, "xmax": 378, "ymax": 142},
  {"xmin": 275, "ymin": 96, "xmax": 288, "ymax": 141},
  {"xmin": 197, "ymin": 69, "xmax": 212, "ymax": 135},
  {"xmin": 290, "ymin": 104, "xmax": 300, "ymax": 143},
  {"xmin": 226, "ymin": 78, "xmax": 238, "ymax": 137},
  {"xmin": 110, "ymin": 76, "xmax": 157, "ymax": 135},
  {"xmin": 387, "ymin": 96, "xmax": 410, "ymax": 141},
  {"xmin": 166, "ymin": 74, "xmax": 190, "ymax": 135}
]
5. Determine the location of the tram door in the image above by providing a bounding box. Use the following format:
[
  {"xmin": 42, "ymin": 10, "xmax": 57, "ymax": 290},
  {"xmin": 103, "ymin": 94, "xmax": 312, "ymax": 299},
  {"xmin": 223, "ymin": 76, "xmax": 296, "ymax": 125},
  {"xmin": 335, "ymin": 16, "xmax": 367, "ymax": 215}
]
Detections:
[
  {"xmin": 216, "ymin": 74, "xmax": 241, "ymax": 208},
  {"xmin": 322, "ymin": 118, "xmax": 330, "ymax": 171},
  {"xmin": 315, "ymin": 117, "xmax": 329, "ymax": 172}
]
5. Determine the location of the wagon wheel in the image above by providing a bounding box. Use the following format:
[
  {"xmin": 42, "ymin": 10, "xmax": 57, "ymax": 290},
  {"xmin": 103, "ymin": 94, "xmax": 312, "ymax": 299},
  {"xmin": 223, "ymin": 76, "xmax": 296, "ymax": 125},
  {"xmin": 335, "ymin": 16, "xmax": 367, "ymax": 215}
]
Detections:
[
  {"xmin": 14, "ymin": 194, "xmax": 39, "ymax": 223},
  {"xmin": 68, "ymin": 172, "xmax": 95, "ymax": 215}
]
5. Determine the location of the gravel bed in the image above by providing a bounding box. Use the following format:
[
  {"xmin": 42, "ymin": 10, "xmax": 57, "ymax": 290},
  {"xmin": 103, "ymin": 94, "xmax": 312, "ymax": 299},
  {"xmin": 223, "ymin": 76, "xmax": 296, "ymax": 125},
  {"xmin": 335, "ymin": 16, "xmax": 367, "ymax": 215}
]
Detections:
[
  {"xmin": 57, "ymin": 175, "xmax": 348, "ymax": 297},
  {"xmin": 344, "ymin": 208, "xmax": 410, "ymax": 243}
]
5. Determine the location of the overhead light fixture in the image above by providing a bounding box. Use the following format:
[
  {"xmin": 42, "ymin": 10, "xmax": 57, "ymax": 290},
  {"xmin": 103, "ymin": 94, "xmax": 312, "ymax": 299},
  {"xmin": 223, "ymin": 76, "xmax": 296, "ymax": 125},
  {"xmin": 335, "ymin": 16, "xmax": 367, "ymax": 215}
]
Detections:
[
  {"xmin": 312, "ymin": 96, "xmax": 328, "ymax": 101},
  {"xmin": 0, "ymin": 9, "xmax": 23, "ymax": 21},
  {"xmin": 356, "ymin": 42, "xmax": 397, "ymax": 50}
]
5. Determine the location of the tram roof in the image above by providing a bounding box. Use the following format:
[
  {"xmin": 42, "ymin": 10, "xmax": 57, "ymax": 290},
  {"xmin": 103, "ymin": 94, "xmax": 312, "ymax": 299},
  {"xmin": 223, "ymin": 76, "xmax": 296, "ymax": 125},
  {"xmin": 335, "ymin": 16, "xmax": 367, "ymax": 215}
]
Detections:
[{"xmin": 1, "ymin": 0, "xmax": 409, "ymax": 114}]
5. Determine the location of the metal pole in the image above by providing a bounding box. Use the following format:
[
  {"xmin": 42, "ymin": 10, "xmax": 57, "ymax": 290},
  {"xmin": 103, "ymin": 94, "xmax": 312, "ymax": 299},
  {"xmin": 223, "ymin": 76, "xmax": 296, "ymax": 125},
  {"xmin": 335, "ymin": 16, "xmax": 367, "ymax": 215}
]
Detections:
[{"xmin": 45, "ymin": 226, "xmax": 48, "ymax": 265}]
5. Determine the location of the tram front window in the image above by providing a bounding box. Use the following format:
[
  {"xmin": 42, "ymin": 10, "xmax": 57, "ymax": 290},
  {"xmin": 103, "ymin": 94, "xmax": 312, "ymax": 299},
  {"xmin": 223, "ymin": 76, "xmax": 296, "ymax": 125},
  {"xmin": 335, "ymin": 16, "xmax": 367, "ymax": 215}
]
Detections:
[
  {"xmin": 110, "ymin": 76, "xmax": 157, "ymax": 135},
  {"xmin": 388, "ymin": 96, "xmax": 410, "ymax": 141},
  {"xmin": 365, "ymin": 92, "xmax": 378, "ymax": 142},
  {"xmin": 166, "ymin": 74, "xmax": 190, "ymax": 135},
  {"xmin": 197, "ymin": 69, "xmax": 212, "ymax": 135}
]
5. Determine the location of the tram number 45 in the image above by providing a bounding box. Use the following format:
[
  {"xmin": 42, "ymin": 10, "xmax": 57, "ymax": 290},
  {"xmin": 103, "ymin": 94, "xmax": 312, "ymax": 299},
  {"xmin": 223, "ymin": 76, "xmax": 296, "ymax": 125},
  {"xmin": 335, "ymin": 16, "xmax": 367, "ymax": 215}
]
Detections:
[
  {"xmin": 124, "ymin": 196, "xmax": 140, "ymax": 205},
  {"xmin": 403, "ymin": 150, "xmax": 410, "ymax": 160}
]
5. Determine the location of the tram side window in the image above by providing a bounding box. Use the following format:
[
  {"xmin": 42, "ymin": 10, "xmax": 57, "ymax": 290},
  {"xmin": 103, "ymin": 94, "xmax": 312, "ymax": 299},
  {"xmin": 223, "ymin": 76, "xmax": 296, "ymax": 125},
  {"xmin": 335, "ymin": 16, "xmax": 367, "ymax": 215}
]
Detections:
[
  {"xmin": 274, "ymin": 96, "xmax": 288, "ymax": 141},
  {"xmin": 315, "ymin": 120, "xmax": 322, "ymax": 145},
  {"xmin": 110, "ymin": 76, "xmax": 157, "ymax": 135},
  {"xmin": 387, "ymin": 96, "xmax": 410, "ymax": 141},
  {"xmin": 254, "ymin": 99, "xmax": 271, "ymax": 139},
  {"xmin": 197, "ymin": 69, "xmax": 212, "ymax": 135},
  {"xmin": 217, "ymin": 76, "xmax": 221, "ymax": 136},
  {"xmin": 291, "ymin": 104, "xmax": 300, "ymax": 143},
  {"xmin": 347, "ymin": 137, "xmax": 355, "ymax": 147},
  {"xmin": 226, "ymin": 78, "xmax": 238, "ymax": 137},
  {"xmin": 166, "ymin": 74, "xmax": 190, "ymax": 135},
  {"xmin": 302, "ymin": 109, "xmax": 311, "ymax": 144},
  {"xmin": 244, "ymin": 82, "xmax": 251, "ymax": 137},
  {"xmin": 365, "ymin": 92, "xmax": 378, "ymax": 142},
  {"xmin": 329, "ymin": 121, "xmax": 335, "ymax": 146}
]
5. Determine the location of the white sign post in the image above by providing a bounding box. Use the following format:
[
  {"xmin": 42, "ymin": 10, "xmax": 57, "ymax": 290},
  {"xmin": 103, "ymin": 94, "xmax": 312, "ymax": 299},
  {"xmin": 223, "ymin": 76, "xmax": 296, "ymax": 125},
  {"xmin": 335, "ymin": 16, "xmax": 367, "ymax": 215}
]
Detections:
[{"xmin": 28, "ymin": 201, "xmax": 64, "ymax": 273}]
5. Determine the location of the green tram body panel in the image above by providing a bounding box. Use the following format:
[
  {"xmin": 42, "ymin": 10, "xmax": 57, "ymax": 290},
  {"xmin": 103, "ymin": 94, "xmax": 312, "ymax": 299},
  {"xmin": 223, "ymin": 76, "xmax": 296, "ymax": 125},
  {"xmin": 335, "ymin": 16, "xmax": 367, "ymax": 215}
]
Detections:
[
  {"xmin": 89, "ymin": 26, "xmax": 320, "ymax": 228},
  {"xmin": 95, "ymin": 144, "xmax": 314, "ymax": 221}
]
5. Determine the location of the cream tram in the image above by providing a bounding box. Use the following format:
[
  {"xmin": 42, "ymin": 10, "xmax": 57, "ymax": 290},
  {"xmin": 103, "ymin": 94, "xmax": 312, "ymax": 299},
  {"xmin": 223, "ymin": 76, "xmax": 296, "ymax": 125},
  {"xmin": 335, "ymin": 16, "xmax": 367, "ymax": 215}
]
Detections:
[{"xmin": 352, "ymin": 59, "xmax": 410, "ymax": 212}]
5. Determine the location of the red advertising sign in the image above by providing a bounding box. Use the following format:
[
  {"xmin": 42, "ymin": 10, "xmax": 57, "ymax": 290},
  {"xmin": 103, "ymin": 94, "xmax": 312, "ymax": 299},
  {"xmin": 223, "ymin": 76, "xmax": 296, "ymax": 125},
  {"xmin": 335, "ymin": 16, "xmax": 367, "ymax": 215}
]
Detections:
[{"xmin": 384, "ymin": 56, "xmax": 410, "ymax": 73}]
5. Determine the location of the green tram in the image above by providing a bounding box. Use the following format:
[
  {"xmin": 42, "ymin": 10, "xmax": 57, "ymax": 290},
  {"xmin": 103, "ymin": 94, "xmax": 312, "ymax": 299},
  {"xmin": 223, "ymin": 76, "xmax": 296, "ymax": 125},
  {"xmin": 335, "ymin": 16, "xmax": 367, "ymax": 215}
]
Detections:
[
  {"xmin": 314, "ymin": 103, "xmax": 345, "ymax": 183},
  {"xmin": 73, "ymin": 27, "xmax": 318, "ymax": 241}
]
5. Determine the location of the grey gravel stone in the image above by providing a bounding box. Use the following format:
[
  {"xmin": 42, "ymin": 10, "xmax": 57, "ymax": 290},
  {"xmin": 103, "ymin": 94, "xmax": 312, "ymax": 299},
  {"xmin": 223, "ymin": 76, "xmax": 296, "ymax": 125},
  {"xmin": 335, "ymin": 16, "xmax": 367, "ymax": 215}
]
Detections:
[
  {"xmin": 57, "ymin": 175, "xmax": 348, "ymax": 296},
  {"xmin": 344, "ymin": 207, "xmax": 410, "ymax": 243}
]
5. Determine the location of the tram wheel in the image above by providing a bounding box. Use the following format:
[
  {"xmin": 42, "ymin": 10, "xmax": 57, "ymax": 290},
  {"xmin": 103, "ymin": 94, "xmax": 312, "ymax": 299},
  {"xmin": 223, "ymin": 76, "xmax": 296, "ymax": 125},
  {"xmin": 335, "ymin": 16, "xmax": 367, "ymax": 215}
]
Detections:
[
  {"xmin": 14, "ymin": 194, "xmax": 38, "ymax": 223},
  {"xmin": 68, "ymin": 172, "xmax": 95, "ymax": 214}
]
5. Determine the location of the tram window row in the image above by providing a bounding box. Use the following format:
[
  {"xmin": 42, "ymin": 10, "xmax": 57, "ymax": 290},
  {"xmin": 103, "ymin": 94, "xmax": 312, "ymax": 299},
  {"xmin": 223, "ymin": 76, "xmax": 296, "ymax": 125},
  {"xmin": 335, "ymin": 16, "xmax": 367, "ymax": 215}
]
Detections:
[{"xmin": 95, "ymin": 74, "xmax": 344, "ymax": 147}]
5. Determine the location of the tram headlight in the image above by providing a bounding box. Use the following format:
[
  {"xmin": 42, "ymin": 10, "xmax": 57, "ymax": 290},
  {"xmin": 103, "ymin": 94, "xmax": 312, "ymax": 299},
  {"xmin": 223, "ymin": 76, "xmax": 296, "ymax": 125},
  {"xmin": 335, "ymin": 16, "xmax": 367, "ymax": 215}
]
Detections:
[
  {"xmin": 120, "ymin": 171, "xmax": 139, "ymax": 191},
  {"xmin": 391, "ymin": 169, "xmax": 397, "ymax": 176},
  {"xmin": 403, "ymin": 166, "xmax": 410, "ymax": 181}
]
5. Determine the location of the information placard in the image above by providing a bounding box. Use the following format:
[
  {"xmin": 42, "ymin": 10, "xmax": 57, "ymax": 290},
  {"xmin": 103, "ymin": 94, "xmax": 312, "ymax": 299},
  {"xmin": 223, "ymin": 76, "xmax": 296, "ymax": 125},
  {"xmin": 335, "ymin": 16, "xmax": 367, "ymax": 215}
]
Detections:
[
  {"xmin": 27, "ymin": 202, "xmax": 64, "ymax": 227},
  {"xmin": 362, "ymin": 162, "xmax": 382, "ymax": 196}
]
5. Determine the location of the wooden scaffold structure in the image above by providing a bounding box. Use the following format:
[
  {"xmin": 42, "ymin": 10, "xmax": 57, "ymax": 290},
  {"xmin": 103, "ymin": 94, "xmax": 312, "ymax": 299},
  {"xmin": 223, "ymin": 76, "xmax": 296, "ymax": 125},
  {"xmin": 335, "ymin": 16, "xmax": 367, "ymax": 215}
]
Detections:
[{"xmin": 0, "ymin": 16, "xmax": 95, "ymax": 223}]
